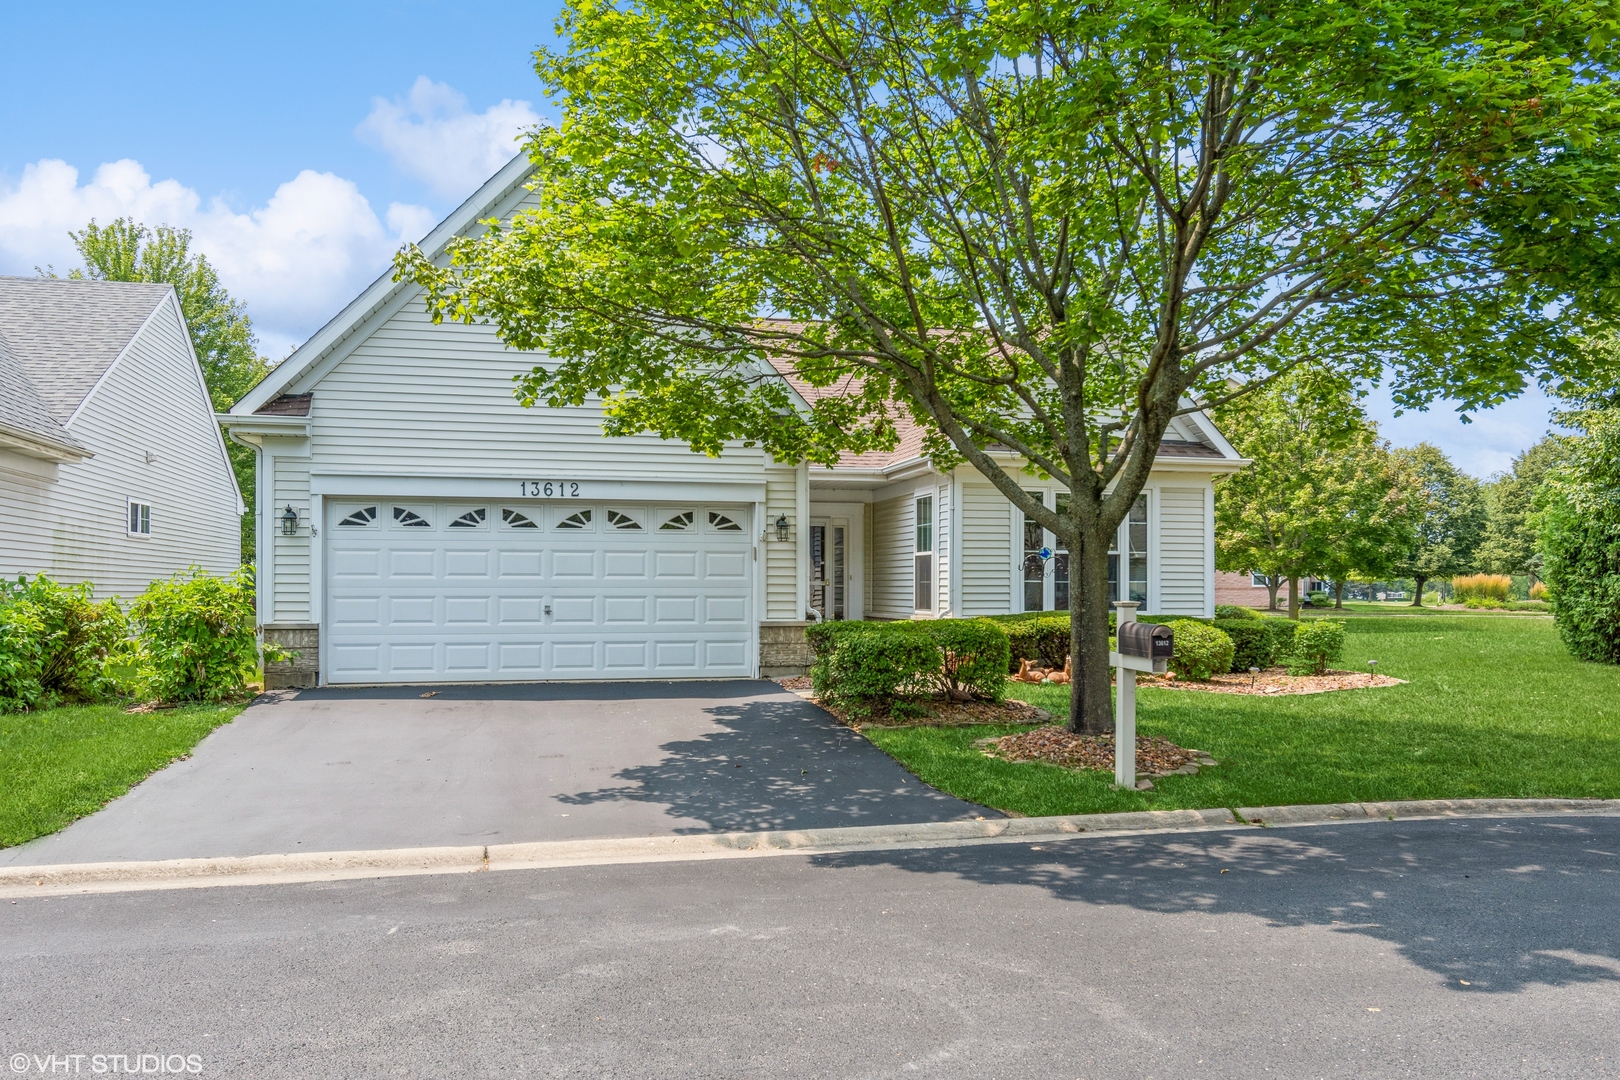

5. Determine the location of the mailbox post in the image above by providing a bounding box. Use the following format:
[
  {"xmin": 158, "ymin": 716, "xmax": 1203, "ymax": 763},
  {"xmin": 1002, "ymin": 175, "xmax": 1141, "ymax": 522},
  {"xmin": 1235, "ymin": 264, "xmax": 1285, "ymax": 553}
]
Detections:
[{"xmin": 1110, "ymin": 601, "xmax": 1173, "ymax": 788}]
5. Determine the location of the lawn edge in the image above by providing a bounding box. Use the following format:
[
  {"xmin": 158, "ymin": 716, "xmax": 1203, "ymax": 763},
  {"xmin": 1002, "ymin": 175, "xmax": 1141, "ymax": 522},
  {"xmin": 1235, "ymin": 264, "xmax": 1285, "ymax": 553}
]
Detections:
[{"xmin": 3, "ymin": 798, "xmax": 1615, "ymax": 899}]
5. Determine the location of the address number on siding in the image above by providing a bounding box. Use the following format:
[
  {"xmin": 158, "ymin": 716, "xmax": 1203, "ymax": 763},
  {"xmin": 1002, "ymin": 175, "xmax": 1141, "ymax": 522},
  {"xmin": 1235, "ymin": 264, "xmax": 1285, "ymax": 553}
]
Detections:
[{"xmin": 519, "ymin": 480, "xmax": 581, "ymax": 497}]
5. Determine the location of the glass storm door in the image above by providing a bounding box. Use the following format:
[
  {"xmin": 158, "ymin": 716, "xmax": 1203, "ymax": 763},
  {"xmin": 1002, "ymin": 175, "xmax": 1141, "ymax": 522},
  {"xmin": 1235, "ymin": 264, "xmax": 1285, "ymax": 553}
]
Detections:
[{"xmin": 809, "ymin": 518, "xmax": 847, "ymax": 621}]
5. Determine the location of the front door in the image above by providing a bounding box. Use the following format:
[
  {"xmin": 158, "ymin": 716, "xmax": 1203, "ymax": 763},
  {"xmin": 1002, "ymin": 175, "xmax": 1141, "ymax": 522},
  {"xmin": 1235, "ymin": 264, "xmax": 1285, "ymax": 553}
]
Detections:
[{"xmin": 808, "ymin": 517, "xmax": 848, "ymax": 621}]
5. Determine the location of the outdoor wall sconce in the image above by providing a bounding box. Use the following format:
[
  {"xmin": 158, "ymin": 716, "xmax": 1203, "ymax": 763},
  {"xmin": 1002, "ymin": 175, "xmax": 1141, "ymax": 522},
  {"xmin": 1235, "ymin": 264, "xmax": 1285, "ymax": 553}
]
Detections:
[
  {"xmin": 775, "ymin": 514, "xmax": 790, "ymax": 542},
  {"xmin": 280, "ymin": 505, "xmax": 300, "ymax": 536}
]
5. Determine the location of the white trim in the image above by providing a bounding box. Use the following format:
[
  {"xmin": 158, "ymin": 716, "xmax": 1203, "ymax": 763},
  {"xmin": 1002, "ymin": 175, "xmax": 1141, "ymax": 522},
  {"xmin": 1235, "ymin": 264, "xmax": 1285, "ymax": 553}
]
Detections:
[
  {"xmin": 125, "ymin": 497, "xmax": 152, "ymax": 538},
  {"xmin": 307, "ymin": 473, "xmax": 767, "ymax": 503},
  {"xmin": 0, "ymin": 423, "xmax": 89, "ymax": 463},
  {"xmin": 231, "ymin": 153, "xmax": 538, "ymax": 416},
  {"xmin": 912, "ymin": 488, "xmax": 936, "ymax": 614},
  {"xmin": 217, "ymin": 413, "xmax": 310, "ymax": 437}
]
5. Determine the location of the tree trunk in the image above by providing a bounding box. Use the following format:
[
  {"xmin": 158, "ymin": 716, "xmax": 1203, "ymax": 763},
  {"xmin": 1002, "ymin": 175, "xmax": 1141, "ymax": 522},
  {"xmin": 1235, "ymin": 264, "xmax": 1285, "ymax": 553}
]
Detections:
[
  {"xmin": 1287, "ymin": 576, "xmax": 1301, "ymax": 620},
  {"xmin": 1334, "ymin": 580, "xmax": 1346, "ymax": 610},
  {"xmin": 1265, "ymin": 576, "xmax": 1281, "ymax": 611},
  {"xmin": 1411, "ymin": 576, "xmax": 1427, "ymax": 607},
  {"xmin": 1067, "ymin": 525, "xmax": 1115, "ymax": 736}
]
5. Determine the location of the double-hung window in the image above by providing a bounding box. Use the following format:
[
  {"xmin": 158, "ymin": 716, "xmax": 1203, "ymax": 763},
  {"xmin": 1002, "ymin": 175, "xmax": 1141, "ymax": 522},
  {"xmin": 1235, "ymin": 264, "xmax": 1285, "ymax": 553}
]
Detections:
[
  {"xmin": 127, "ymin": 500, "xmax": 152, "ymax": 537},
  {"xmin": 913, "ymin": 495, "xmax": 933, "ymax": 611}
]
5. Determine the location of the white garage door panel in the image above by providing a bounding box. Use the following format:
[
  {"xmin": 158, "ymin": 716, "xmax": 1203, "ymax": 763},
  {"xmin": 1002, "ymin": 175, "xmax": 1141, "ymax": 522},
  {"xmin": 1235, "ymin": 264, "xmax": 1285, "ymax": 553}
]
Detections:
[{"xmin": 324, "ymin": 499, "xmax": 754, "ymax": 683}]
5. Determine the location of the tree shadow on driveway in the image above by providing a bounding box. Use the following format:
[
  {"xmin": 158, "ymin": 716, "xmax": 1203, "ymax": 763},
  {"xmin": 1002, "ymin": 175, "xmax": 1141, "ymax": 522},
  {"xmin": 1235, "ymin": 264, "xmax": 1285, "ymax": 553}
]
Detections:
[
  {"xmin": 555, "ymin": 696, "xmax": 994, "ymax": 832},
  {"xmin": 808, "ymin": 815, "xmax": 1620, "ymax": 995}
]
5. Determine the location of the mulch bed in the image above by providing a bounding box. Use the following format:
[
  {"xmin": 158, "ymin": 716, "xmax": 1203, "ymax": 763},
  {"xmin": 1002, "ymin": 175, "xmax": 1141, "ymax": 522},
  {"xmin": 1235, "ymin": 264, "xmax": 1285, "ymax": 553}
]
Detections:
[
  {"xmin": 979, "ymin": 727, "xmax": 1218, "ymax": 779},
  {"xmin": 1138, "ymin": 668, "xmax": 1406, "ymax": 696}
]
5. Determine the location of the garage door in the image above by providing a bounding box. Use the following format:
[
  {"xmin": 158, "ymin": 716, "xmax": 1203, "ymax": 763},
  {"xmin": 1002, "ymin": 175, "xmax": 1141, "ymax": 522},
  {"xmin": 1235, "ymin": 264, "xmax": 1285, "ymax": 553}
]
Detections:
[{"xmin": 323, "ymin": 499, "xmax": 754, "ymax": 683}]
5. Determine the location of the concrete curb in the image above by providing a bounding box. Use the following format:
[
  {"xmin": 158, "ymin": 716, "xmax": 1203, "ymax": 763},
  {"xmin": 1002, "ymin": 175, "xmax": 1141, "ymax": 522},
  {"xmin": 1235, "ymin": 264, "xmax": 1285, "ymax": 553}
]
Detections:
[{"xmin": 3, "ymin": 799, "xmax": 1616, "ymax": 899}]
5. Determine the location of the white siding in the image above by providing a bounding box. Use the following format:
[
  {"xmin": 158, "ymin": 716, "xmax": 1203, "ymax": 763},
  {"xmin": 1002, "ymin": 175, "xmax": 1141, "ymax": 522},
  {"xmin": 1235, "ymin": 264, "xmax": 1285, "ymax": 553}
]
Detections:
[
  {"xmin": 933, "ymin": 481, "xmax": 951, "ymax": 616},
  {"xmin": 869, "ymin": 495, "xmax": 913, "ymax": 619},
  {"xmin": 958, "ymin": 479, "xmax": 1014, "ymax": 615},
  {"xmin": 0, "ymin": 299, "xmax": 240, "ymax": 598},
  {"xmin": 272, "ymin": 455, "xmax": 312, "ymax": 621},
  {"xmin": 1158, "ymin": 486, "xmax": 1210, "ymax": 615},
  {"xmin": 764, "ymin": 467, "xmax": 799, "ymax": 620},
  {"xmin": 304, "ymin": 304, "xmax": 772, "ymax": 483}
]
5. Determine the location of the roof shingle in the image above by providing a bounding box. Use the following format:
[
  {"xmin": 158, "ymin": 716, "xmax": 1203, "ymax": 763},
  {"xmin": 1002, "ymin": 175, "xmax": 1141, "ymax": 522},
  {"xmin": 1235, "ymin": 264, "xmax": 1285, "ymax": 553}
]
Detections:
[{"xmin": 0, "ymin": 276, "xmax": 170, "ymax": 422}]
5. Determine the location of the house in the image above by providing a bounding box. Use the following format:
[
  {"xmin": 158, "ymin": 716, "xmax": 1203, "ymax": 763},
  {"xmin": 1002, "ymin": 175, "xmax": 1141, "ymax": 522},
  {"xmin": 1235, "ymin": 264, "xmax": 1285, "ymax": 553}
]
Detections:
[
  {"xmin": 1213, "ymin": 570, "xmax": 1326, "ymax": 610},
  {"xmin": 0, "ymin": 277, "xmax": 243, "ymax": 596},
  {"xmin": 224, "ymin": 156, "xmax": 1247, "ymax": 688}
]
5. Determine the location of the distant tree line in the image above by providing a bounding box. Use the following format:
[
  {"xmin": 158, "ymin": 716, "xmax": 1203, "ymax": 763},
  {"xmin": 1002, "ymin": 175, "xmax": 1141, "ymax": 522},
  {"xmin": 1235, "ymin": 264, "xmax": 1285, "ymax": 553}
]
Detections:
[{"xmin": 1213, "ymin": 353, "xmax": 1619, "ymax": 664}]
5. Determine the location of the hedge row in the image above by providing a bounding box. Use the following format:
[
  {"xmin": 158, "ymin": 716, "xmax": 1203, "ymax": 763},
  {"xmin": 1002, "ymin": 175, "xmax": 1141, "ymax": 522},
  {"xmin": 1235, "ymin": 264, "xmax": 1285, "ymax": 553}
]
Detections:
[
  {"xmin": 806, "ymin": 619, "xmax": 1010, "ymax": 718},
  {"xmin": 0, "ymin": 568, "xmax": 276, "ymax": 713},
  {"xmin": 983, "ymin": 610, "xmax": 1305, "ymax": 674}
]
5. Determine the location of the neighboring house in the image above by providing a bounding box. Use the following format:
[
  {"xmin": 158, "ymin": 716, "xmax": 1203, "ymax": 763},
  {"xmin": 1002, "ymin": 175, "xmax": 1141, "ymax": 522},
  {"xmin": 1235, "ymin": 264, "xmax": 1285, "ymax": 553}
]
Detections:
[
  {"xmin": 0, "ymin": 277, "xmax": 243, "ymax": 597},
  {"xmin": 1213, "ymin": 570, "xmax": 1325, "ymax": 610},
  {"xmin": 224, "ymin": 156, "xmax": 1247, "ymax": 688}
]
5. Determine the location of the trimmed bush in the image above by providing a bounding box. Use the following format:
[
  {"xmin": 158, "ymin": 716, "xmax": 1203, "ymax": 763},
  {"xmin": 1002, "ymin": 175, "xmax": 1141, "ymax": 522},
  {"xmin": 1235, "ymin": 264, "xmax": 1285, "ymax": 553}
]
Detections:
[
  {"xmin": 1214, "ymin": 604, "xmax": 1262, "ymax": 620},
  {"xmin": 128, "ymin": 567, "xmax": 264, "ymax": 704},
  {"xmin": 1453, "ymin": 573, "xmax": 1512, "ymax": 605},
  {"xmin": 807, "ymin": 622, "xmax": 931, "ymax": 718},
  {"xmin": 928, "ymin": 620, "xmax": 1010, "ymax": 703},
  {"xmin": 987, "ymin": 613, "xmax": 1071, "ymax": 670},
  {"xmin": 1212, "ymin": 616, "xmax": 1292, "ymax": 672},
  {"xmin": 1165, "ymin": 619, "xmax": 1234, "ymax": 681},
  {"xmin": 0, "ymin": 575, "xmax": 127, "ymax": 713},
  {"xmin": 809, "ymin": 619, "xmax": 1011, "ymax": 717},
  {"xmin": 1283, "ymin": 619, "xmax": 1347, "ymax": 675}
]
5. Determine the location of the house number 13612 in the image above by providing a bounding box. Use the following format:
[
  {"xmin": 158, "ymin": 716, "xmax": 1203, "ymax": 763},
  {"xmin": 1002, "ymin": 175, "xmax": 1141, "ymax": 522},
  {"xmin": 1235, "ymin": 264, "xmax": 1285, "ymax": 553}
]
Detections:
[{"xmin": 520, "ymin": 481, "xmax": 580, "ymax": 497}]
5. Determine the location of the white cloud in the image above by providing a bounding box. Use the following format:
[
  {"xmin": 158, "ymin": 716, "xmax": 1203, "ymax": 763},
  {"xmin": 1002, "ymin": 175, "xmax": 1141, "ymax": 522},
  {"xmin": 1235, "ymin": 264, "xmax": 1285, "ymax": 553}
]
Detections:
[
  {"xmin": 0, "ymin": 158, "xmax": 432, "ymax": 359},
  {"xmin": 357, "ymin": 76, "xmax": 539, "ymax": 201}
]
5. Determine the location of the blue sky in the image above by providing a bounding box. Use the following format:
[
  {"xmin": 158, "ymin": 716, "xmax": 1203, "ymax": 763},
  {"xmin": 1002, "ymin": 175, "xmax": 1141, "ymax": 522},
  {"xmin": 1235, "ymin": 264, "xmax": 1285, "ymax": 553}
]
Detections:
[{"xmin": 0, "ymin": 0, "xmax": 1555, "ymax": 478}]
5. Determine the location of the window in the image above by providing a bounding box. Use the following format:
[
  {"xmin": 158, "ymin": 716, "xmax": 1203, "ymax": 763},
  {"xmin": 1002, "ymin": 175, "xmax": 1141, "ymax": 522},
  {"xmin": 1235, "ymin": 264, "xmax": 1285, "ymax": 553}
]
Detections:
[
  {"xmin": 660, "ymin": 511, "xmax": 694, "ymax": 531},
  {"xmin": 606, "ymin": 510, "xmax": 641, "ymax": 530},
  {"xmin": 914, "ymin": 495, "xmax": 933, "ymax": 610},
  {"xmin": 1022, "ymin": 492, "xmax": 1045, "ymax": 612},
  {"xmin": 1250, "ymin": 571, "xmax": 1271, "ymax": 588},
  {"xmin": 449, "ymin": 508, "xmax": 487, "ymax": 529},
  {"xmin": 392, "ymin": 506, "xmax": 430, "ymax": 528},
  {"xmin": 556, "ymin": 509, "xmax": 592, "ymax": 530},
  {"xmin": 1107, "ymin": 494, "xmax": 1149, "ymax": 604},
  {"xmin": 708, "ymin": 511, "xmax": 742, "ymax": 531},
  {"xmin": 338, "ymin": 506, "xmax": 378, "ymax": 527},
  {"xmin": 127, "ymin": 500, "xmax": 151, "ymax": 537},
  {"xmin": 1053, "ymin": 493, "xmax": 1070, "ymax": 610},
  {"xmin": 501, "ymin": 508, "xmax": 539, "ymax": 529}
]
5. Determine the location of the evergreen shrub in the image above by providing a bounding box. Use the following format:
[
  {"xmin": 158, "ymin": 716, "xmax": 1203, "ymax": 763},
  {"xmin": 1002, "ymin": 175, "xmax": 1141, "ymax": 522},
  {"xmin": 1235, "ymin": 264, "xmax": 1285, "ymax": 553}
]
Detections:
[
  {"xmin": 1165, "ymin": 620, "xmax": 1234, "ymax": 681},
  {"xmin": 1283, "ymin": 620, "xmax": 1347, "ymax": 675}
]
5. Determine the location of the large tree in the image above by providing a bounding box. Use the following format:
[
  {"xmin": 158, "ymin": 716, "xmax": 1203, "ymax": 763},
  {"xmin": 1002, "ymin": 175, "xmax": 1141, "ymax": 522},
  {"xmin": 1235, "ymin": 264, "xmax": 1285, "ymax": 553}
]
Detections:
[
  {"xmin": 402, "ymin": 0, "xmax": 1619, "ymax": 734},
  {"xmin": 67, "ymin": 219, "xmax": 270, "ymax": 558},
  {"xmin": 1214, "ymin": 369, "xmax": 1413, "ymax": 617},
  {"xmin": 1391, "ymin": 443, "xmax": 1488, "ymax": 603},
  {"xmin": 1476, "ymin": 434, "xmax": 1568, "ymax": 578}
]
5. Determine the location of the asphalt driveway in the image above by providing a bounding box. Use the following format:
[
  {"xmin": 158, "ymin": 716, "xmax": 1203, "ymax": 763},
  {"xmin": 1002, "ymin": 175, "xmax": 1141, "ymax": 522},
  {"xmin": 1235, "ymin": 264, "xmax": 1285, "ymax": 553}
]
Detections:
[{"xmin": 2, "ymin": 681, "xmax": 992, "ymax": 866}]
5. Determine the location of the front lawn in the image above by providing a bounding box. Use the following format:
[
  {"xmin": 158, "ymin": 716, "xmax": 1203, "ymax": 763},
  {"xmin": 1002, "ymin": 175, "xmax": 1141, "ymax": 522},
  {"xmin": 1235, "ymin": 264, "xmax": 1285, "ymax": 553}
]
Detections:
[
  {"xmin": 863, "ymin": 614, "xmax": 1620, "ymax": 817},
  {"xmin": 0, "ymin": 703, "xmax": 243, "ymax": 849}
]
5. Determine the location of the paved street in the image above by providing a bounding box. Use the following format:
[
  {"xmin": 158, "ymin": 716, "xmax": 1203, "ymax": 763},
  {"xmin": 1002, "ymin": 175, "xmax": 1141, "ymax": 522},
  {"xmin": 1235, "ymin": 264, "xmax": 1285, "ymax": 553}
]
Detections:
[
  {"xmin": 2, "ymin": 682, "xmax": 987, "ymax": 866},
  {"xmin": 3, "ymin": 815, "xmax": 1617, "ymax": 1077}
]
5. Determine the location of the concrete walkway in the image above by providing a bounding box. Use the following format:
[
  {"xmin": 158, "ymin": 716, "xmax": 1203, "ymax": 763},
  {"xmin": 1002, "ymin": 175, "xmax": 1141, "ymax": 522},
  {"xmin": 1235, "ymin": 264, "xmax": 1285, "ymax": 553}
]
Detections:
[{"xmin": 2, "ymin": 681, "xmax": 991, "ymax": 865}]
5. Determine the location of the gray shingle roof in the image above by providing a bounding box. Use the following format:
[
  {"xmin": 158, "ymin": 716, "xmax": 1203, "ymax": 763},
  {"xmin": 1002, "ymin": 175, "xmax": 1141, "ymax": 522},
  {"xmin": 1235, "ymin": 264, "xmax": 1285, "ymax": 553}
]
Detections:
[
  {"xmin": 0, "ymin": 327, "xmax": 84, "ymax": 452},
  {"xmin": 0, "ymin": 276, "xmax": 171, "ymax": 422}
]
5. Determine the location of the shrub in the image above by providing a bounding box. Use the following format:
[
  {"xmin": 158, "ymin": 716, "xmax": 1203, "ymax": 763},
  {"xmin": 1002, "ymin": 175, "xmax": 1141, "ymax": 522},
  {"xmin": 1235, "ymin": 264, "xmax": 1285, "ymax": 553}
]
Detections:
[
  {"xmin": 927, "ymin": 620, "xmax": 1010, "ymax": 703},
  {"xmin": 0, "ymin": 575, "xmax": 127, "ymax": 713},
  {"xmin": 810, "ymin": 622, "xmax": 938, "ymax": 718},
  {"xmin": 1214, "ymin": 604, "xmax": 1262, "ymax": 620},
  {"xmin": 1529, "ymin": 581, "xmax": 1549, "ymax": 602},
  {"xmin": 1537, "ymin": 406, "xmax": 1620, "ymax": 664},
  {"xmin": 1453, "ymin": 573, "xmax": 1512, "ymax": 605},
  {"xmin": 1212, "ymin": 617, "xmax": 1292, "ymax": 672},
  {"xmin": 1164, "ymin": 619, "xmax": 1234, "ymax": 681},
  {"xmin": 127, "ymin": 566, "xmax": 264, "ymax": 703},
  {"xmin": 985, "ymin": 613, "xmax": 1072, "ymax": 670},
  {"xmin": 1283, "ymin": 619, "xmax": 1347, "ymax": 675}
]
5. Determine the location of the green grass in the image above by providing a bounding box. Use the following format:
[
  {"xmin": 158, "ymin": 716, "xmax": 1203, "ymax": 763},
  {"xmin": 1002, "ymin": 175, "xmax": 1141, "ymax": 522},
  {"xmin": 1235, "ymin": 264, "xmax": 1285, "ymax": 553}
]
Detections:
[
  {"xmin": 863, "ymin": 613, "xmax": 1620, "ymax": 816},
  {"xmin": 0, "ymin": 703, "xmax": 243, "ymax": 848}
]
